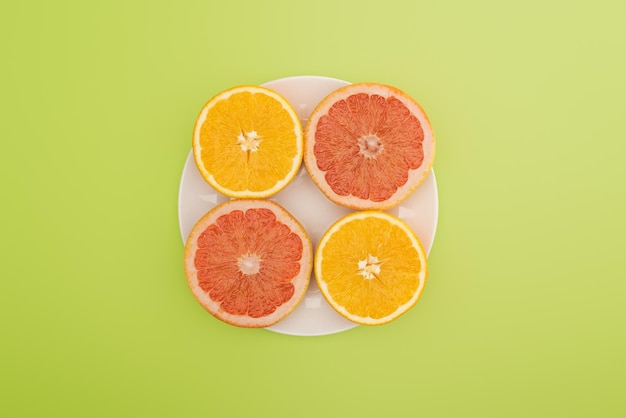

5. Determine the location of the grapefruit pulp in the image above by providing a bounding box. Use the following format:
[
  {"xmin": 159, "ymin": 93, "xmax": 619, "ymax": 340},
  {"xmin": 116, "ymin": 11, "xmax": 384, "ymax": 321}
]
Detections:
[
  {"xmin": 184, "ymin": 199, "xmax": 312, "ymax": 328},
  {"xmin": 304, "ymin": 82, "xmax": 435, "ymax": 210}
]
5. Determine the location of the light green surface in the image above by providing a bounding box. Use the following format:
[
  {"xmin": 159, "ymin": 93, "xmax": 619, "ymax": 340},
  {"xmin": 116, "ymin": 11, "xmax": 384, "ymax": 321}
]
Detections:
[{"xmin": 2, "ymin": 0, "xmax": 625, "ymax": 416}]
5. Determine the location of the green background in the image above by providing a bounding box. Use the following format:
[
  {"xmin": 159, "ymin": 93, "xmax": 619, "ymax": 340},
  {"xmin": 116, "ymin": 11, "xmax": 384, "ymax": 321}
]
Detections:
[{"xmin": 2, "ymin": 0, "xmax": 625, "ymax": 416}]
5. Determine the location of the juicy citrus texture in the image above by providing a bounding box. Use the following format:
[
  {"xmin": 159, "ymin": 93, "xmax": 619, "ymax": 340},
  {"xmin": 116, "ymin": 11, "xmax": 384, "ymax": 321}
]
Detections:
[
  {"xmin": 184, "ymin": 200, "xmax": 312, "ymax": 328},
  {"xmin": 315, "ymin": 211, "xmax": 427, "ymax": 325},
  {"xmin": 315, "ymin": 94, "xmax": 424, "ymax": 201},
  {"xmin": 193, "ymin": 86, "xmax": 303, "ymax": 198},
  {"xmin": 304, "ymin": 83, "xmax": 435, "ymax": 210}
]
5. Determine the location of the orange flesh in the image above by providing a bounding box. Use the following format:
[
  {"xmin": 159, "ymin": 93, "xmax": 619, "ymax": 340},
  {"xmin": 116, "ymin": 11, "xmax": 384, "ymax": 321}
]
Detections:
[
  {"xmin": 193, "ymin": 208, "xmax": 303, "ymax": 318},
  {"xmin": 319, "ymin": 216, "xmax": 422, "ymax": 319},
  {"xmin": 314, "ymin": 93, "xmax": 424, "ymax": 202}
]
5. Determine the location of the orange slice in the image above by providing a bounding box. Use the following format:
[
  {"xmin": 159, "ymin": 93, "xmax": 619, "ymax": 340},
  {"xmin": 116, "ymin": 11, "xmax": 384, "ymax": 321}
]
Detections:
[
  {"xmin": 193, "ymin": 86, "xmax": 303, "ymax": 198},
  {"xmin": 315, "ymin": 211, "xmax": 427, "ymax": 325},
  {"xmin": 184, "ymin": 199, "xmax": 312, "ymax": 328},
  {"xmin": 304, "ymin": 82, "xmax": 435, "ymax": 210}
]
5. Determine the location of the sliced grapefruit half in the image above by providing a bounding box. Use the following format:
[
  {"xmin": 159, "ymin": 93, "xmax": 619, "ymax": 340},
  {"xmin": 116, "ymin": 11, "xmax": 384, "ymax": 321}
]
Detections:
[
  {"xmin": 304, "ymin": 83, "xmax": 435, "ymax": 210},
  {"xmin": 184, "ymin": 199, "xmax": 312, "ymax": 328}
]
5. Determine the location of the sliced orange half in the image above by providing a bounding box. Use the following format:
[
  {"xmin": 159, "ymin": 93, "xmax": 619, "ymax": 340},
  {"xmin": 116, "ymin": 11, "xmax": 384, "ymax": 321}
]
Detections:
[
  {"xmin": 193, "ymin": 86, "xmax": 303, "ymax": 198},
  {"xmin": 315, "ymin": 211, "xmax": 428, "ymax": 325}
]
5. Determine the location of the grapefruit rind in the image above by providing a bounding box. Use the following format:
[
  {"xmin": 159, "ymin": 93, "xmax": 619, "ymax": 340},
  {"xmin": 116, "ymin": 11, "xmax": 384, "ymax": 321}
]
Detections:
[
  {"xmin": 314, "ymin": 211, "xmax": 428, "ymax": 326},
  {"xmin": 192, "ymin": 85, "xmax": 303, "ymax": 199},
  {"xmin": 304, "ymin": 82, "xmax": 435, "ymax": 210},
  {"xmin": 184, "ymin": 199, "xmax": 313, "ymax": 328}
]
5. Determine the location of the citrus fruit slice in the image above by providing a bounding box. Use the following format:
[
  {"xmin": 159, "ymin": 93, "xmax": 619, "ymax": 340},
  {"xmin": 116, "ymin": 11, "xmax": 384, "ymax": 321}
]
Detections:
[
  {"xmin": 315, "ymin": 211, "xmax": 428, "ymax": 325},
  {"xmin": 184, "ymin": 199, "xmax": 312, "ymax": 328},
  {"xmin": 304, "ymin": 82, "xmax": 435, "ymax": 210},
  {"xmin": 193, "ymin": 85, "xmax": 303, "ymax": 198}
]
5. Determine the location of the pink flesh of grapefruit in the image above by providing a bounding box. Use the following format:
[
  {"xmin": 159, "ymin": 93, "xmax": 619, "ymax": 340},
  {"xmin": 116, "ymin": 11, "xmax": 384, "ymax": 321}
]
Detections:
[
  {"xmin": 304, "ymin": 83, "xmax": 435, "ymax": 210},
  {"xmin": 184, "ymin": 199, "xmax": 312, "ymax": 328}
]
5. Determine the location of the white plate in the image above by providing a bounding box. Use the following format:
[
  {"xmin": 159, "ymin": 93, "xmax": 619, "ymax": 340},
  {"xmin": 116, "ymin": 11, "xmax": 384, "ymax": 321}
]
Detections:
[{"xmin": 178, "ymin": 75, "xmax": 438, "ymax": 336}]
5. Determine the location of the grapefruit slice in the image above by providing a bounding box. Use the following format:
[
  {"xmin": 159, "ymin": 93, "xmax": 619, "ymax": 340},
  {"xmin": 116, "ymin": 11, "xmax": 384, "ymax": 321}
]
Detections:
[
  {"xmin": 184, "ymin": 199, "xmax": 312, "ymax": 328},
  {"xmin": 193, "ymin": 85, "xmax": 303, "ymax": 198},
  {"xmin": 315, "ymin": 211, "xmax": 428, "ymax": 325},
  {"xmin": 304, "ymin": 83, "xmax": 435, "ymax": 210}
]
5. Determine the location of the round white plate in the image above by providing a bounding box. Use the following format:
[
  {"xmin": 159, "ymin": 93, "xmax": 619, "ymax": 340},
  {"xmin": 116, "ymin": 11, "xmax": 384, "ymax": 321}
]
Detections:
[{"xmin": 178, "ymin": 75, "xmax": 438, "ymax": 336}]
